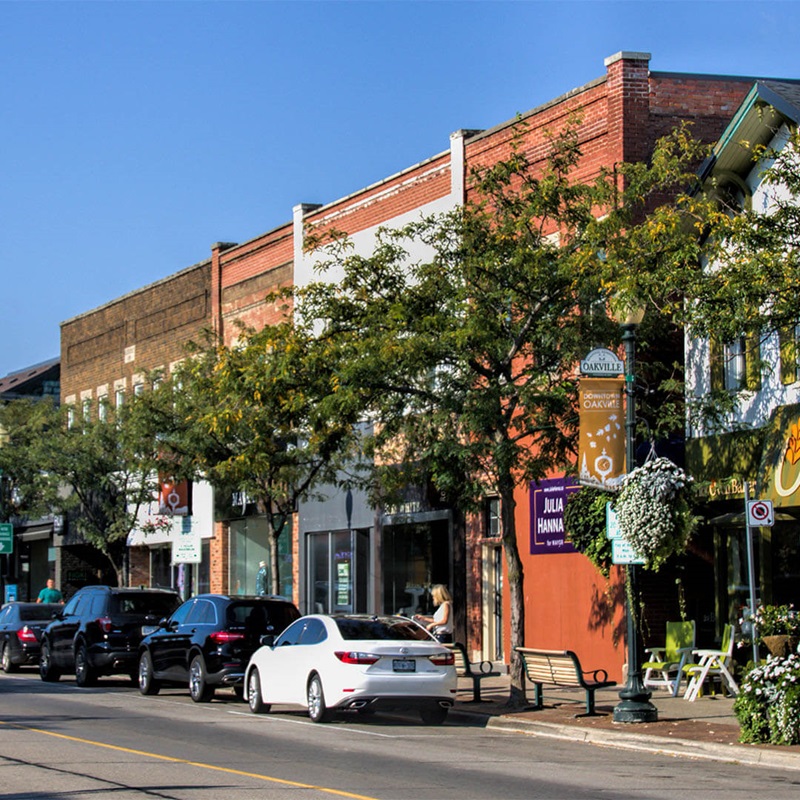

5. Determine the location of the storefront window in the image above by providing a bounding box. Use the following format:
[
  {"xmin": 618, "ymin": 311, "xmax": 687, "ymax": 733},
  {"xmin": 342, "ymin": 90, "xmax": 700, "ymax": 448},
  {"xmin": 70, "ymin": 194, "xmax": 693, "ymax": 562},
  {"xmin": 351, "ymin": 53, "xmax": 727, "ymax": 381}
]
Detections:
[
  {"xmin": 307, "ymin": 529, "xmax": 369, "ymax": 614},
  {"xmin": 230, "ymin": 517, "xmax": 292, "ymax": 598},
  {"xmin": 381, "ymin": 518, "xmax": 450, "ymax": 616}
]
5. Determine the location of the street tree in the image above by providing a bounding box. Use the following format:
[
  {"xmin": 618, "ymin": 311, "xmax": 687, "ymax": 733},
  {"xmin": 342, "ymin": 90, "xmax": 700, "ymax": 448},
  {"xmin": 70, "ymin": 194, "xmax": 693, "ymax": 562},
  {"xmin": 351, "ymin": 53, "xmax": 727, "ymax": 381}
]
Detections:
[
  {"xmin": 35, "ymin": 394, "xmax": 166, "ymax": 587},
  {"xmin": 164, "ymin": 315, "xmax": 362, "ymax": 596},
  {"xmin": 300, "ymin": 121, "xmax": 717, "ymax": 704},
  {"xmin": 0, "ymin": 398, "xmax": 61, "ymax": 522}
]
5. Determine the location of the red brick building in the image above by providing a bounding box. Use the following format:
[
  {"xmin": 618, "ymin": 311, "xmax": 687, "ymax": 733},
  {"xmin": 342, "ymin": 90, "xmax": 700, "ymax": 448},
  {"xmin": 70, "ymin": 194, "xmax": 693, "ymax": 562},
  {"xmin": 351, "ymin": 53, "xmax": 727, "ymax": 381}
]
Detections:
[{"xmin": 59, "ymin": 52, "xmax": 765, "ymax": 678}]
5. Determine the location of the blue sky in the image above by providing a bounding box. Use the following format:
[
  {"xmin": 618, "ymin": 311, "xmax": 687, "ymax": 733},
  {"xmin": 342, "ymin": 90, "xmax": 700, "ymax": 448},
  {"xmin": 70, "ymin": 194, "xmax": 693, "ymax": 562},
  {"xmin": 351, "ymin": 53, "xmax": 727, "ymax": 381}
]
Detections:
[{"xmin": 1, "ymin": 1, "xmax": 799, "ymax": 378}]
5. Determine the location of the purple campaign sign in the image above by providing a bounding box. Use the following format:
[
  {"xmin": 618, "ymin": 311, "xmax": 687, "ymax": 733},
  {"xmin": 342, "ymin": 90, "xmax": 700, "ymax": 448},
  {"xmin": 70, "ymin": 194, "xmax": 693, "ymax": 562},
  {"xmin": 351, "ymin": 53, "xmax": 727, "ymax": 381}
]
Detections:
[{"xmin": 529, "ymin": 477, "xmax": 579, "ymax": 555}]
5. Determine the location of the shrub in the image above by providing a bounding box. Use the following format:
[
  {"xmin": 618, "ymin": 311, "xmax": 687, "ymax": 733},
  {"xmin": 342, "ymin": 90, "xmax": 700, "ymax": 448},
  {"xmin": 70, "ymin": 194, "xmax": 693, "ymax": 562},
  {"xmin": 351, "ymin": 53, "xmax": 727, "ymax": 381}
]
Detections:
[{"xmin": 734, "ymin": 653, "xmax": 800, "ymax": 745}]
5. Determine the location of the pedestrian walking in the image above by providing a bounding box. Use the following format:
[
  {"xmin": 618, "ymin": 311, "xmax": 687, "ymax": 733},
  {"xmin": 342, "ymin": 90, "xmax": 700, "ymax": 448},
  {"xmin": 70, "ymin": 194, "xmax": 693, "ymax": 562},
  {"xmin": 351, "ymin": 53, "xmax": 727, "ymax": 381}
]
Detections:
[{"xmin": 36, "ymin": 578, "xmax": 63, "ymax": 604}]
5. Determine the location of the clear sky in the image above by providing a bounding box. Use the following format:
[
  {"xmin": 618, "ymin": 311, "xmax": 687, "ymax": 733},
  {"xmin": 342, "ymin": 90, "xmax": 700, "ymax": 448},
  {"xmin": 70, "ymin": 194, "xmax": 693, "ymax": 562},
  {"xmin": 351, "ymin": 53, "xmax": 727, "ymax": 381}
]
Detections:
[{"xmin": 2, "ymin": 1, "xmax": 799, "ymax": 378}]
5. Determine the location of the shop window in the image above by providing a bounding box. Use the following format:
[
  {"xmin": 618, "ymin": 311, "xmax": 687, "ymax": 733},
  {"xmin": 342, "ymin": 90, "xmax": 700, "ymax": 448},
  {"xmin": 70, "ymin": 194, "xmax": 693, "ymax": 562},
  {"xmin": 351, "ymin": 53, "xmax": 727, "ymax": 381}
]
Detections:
[
  {"xmin": 381, "ymin": 518, "xmax": 450, "ymax": 616},
  {"xmin": 485, "ymin": 497, "xmax": 501, "ymax": 538},
  {"xmin": 779, "ymin": 324, "xmax": 800, "ymax": 385},
  {"xmin": 307, "ymin": 528, "xmax": 369, "ymax": 615},
  {"xmin": 710, "ymin": 334, "xmax": 761, "ymax": 392},
  {"xmin": 230, "ymin": 517, "xmax": 292, "ymax": 598}
]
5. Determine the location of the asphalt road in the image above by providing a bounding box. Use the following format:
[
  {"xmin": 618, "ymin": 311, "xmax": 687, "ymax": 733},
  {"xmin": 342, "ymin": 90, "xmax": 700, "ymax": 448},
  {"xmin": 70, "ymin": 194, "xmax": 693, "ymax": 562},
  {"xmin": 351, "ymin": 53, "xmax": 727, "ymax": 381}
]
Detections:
[{"xmin": 2, "ymin": 670, "xmax": 800, "ymax": 800}]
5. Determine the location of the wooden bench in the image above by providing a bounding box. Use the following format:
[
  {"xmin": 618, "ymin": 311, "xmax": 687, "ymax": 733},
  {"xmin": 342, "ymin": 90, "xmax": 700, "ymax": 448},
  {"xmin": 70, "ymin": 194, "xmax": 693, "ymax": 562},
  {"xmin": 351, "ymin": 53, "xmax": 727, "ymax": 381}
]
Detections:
[
  {"xmin": 446, "ymin": 642, "xmax": 502, "ymax": 702},
  {"xmin": 515, "ymin": 647, "xmax": 617, "ymax": 717}
]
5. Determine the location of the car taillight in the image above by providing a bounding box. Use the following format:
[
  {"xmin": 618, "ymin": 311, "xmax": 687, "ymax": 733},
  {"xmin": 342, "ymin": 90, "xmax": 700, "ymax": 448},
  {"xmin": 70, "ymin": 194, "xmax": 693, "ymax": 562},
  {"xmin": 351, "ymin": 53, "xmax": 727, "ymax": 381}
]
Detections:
[
  {"xmin": 334, "ymin": 651, "xmax": 380, "ymax": 665},
  {"xmin": 209, "ymin": 631, "xmax": 246, "ymax": 644},
  {"xmin": 16, "ymin": 626, "xmax": 37, "ymax": 644},
  {"xmin": 97, "ymin": 616, "xmax": 113, "ymax": 634},
  {"xmin": 428, "ymin": 652, "xmax": 455, "ymax": 666}
]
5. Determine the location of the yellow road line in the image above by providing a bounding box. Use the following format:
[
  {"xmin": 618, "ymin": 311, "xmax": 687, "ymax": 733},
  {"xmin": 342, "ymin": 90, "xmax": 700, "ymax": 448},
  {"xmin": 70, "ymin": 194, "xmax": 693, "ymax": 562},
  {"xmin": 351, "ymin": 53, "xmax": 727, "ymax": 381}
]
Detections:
[{"xmin": 0, "ymin": 720, "xmax": 380, "ymax": 800}]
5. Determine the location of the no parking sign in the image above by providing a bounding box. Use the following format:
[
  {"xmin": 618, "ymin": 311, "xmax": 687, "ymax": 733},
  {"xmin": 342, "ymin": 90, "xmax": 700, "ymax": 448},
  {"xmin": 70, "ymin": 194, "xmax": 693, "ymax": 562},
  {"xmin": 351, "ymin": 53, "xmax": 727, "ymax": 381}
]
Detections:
[{"xmin": 747, "ymin": 499, "xmax": 774, "ymax": 527}]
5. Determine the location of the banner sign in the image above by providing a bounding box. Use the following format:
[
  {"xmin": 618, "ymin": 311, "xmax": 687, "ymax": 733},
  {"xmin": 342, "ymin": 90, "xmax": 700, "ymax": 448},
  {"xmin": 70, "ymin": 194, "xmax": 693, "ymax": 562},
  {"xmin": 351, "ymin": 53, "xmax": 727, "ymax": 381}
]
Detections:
[
  {"xmin": 529, "ymin": 477, "xmax": 579, "ymax": 555},
  {"xmin": 578, "ymin": 377, "xmax": 625, "ymax": 486},
  {"xmin": 159, "ymin": 476, "xmax": 192, "ymax": 516}
]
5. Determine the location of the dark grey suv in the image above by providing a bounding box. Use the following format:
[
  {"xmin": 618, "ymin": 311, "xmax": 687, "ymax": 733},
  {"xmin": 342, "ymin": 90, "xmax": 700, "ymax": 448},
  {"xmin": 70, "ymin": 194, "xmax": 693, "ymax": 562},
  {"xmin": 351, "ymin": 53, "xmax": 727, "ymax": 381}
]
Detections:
[{"xmin": 39, "ymin": 586, "xmax": 181, "ymax": 686}]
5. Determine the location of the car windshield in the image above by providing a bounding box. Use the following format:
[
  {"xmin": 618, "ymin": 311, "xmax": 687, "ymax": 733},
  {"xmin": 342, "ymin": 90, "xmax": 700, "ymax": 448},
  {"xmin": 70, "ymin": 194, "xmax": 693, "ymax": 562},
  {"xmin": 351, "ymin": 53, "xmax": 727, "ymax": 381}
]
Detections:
[
  {"xmin": 19, "ymin": 604, "xmax": 60, "ymax": 621},
  {"xmin": 111, "ymin": 593, "xmax": 180, "ymax": 616},
  {"xmin": 335, "ymin": 616, "xmax": 432, "ymax": 642}
]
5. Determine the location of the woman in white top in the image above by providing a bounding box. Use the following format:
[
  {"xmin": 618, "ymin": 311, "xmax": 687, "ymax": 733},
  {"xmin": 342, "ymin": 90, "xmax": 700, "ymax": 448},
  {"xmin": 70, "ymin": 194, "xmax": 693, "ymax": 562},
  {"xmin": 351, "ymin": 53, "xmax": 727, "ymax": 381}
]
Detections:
[{"xmin": 414, "ymin": 584, "xmax": 453, "ymax": 643}]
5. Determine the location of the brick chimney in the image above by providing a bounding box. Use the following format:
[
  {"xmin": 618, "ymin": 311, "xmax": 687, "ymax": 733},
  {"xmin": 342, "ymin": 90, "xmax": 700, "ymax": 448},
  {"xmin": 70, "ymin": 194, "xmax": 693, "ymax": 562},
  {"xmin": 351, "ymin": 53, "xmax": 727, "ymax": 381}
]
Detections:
[{"xmin": 605, "ymin": 51, "xmax": 651, "ymax": 167}]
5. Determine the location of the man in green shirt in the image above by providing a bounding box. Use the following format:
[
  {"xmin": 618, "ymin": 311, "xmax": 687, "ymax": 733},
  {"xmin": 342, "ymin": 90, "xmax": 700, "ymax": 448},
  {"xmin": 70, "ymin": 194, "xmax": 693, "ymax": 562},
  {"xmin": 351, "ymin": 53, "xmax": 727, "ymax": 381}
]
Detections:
[{"xmin": 37, "ymin": 578, "xmax": 63, "ymax": 604}]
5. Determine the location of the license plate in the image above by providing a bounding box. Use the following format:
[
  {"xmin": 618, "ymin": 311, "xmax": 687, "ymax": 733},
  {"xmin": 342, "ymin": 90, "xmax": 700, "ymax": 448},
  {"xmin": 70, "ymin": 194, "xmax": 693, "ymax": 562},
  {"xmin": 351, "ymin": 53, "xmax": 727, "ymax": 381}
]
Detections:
[{"xmin": 393, "ymin": 658, "xmax": 416, "ymax": 672}]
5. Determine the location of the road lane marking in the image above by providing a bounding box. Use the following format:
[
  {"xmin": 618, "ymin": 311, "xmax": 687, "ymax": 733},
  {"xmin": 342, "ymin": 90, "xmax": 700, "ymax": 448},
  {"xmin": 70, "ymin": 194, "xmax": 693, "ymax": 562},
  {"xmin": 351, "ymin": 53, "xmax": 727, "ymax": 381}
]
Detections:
[
  {"xmin": 226, "ymin": 709, "xmax": 397, "ymax": 737},
  {"xmin": 0, "ymin": 719, "xmax": 381, "ymax": 800}
]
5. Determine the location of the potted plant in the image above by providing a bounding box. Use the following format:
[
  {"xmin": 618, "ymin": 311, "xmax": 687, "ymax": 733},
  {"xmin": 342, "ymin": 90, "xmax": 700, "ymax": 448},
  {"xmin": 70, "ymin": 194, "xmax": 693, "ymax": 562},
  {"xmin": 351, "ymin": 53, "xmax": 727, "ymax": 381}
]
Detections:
[{"xmin": 751, "ymin": 605, "xmax": 800, "ymax": 658}]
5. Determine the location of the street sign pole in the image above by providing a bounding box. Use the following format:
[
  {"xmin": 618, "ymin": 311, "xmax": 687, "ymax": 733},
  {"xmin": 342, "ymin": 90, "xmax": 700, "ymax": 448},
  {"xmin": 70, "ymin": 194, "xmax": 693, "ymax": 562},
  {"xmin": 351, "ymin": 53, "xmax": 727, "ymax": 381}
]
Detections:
[{"xmin": 743, "ymin": 481, "xmax": 759, "ymax": 665}]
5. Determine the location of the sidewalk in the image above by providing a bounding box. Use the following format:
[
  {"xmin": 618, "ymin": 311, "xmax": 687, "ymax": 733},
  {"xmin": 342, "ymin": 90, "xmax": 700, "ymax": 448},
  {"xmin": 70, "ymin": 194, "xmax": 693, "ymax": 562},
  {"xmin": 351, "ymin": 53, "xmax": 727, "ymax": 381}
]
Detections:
[{"xmin": 450, "ymin": 673, "xmax": 800, "ymax": 771}]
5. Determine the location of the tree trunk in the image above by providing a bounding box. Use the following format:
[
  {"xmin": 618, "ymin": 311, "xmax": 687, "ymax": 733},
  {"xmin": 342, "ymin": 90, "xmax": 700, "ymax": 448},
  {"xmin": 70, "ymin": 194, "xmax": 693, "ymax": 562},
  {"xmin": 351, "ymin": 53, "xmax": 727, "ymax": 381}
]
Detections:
[
  {"xmin": 269, "ymin": 527, "xmax": 281, "ymax": 597},
  {"xmin": 451, "ymin": 505, "xmax": 468, "ymax": 648},
  {"xmin": 499, "ymin": 478, "xmax": 528, "ymax": 707}
]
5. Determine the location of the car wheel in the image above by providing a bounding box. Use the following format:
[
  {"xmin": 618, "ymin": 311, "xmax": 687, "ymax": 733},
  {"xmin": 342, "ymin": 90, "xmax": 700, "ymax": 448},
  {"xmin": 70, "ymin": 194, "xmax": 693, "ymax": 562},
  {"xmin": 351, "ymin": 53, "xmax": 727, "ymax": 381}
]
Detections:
[
  {"xmin": 307, "ymin": 673, "xmax": 331, "ymax": 723},
  {"xmin": 247, "ymin": 670, "xmax": 270, "ymax": 714},
  {"xmin": 1, "ymin": 642, "xmax": 18, "ymax": 673},
  {"xmin": 39, "ymin": 640, "xmax": 60, "ymax": 682},
  {"xmin": 74, "ymin": 643, "xmax": 97, "ymax": 687},
  {"xmin": 420, "ymin": 706, "xmax": 448, "ymax": 725},
  {"xmin": 138, "ymin": 650, "xmax": 161, "ymax": 696},
  {"xmin": 189, "ymin": 654, "xmax": 215, "ymax": 703}
]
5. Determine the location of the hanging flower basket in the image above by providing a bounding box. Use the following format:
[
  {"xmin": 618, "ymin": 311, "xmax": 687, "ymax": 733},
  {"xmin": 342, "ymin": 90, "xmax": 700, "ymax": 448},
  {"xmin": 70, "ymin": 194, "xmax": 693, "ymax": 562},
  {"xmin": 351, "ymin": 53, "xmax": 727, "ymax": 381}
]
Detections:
[
  {"xmin": 762, "ymin": 635, "xmax": 800, "ymax": 659},
  {"xmin": 613, "ymin": 457, "xmax": 696, "ymax": 571}
]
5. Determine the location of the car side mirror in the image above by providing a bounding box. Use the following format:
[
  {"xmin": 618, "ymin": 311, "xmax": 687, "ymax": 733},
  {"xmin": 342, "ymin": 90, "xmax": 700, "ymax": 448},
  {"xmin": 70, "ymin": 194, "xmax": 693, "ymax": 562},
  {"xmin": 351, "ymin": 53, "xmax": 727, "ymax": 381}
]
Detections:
[{"xmin": 259, "ymin": 633, "xmax": 275, "ymax": 647}]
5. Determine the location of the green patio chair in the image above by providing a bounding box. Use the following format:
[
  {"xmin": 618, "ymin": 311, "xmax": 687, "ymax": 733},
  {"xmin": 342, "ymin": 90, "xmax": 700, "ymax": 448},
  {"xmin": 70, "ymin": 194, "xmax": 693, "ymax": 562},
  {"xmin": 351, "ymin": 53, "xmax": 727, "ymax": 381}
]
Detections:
[
  {"xmin": 643, "ymin": 620, "xmax": 696, "ymax": 697},
  {"xmin": 683, "ymin": 623, "xmax": 738, "ymax": 701}
]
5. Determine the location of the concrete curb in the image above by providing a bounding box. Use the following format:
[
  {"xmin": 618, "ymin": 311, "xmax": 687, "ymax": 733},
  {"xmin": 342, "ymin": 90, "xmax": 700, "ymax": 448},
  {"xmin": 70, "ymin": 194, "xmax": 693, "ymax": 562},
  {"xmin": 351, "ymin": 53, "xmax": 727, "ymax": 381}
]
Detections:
[{"xmin": 481, "ymin": 713, "xmax": 800, "ymax": 772}]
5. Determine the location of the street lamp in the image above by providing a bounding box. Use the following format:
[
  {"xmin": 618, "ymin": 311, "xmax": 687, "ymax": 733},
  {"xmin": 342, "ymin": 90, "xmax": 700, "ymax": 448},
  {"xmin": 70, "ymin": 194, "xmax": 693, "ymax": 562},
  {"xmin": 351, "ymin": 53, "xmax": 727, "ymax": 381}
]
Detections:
[{"xmin": 611, "ymin": 301, "xmax": 658, "ymax": 724}]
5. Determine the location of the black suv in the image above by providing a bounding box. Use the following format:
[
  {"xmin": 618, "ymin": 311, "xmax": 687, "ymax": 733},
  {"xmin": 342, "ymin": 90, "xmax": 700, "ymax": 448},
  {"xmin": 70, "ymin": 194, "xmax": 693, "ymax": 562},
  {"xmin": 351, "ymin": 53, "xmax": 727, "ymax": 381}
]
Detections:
[
  {"xmin": 137, "ymin": 593, "xmax": 300, "ymax": 702},
  {"xmin": 39, "ymin": 586, "xmax": 181, "ymax": 686}
]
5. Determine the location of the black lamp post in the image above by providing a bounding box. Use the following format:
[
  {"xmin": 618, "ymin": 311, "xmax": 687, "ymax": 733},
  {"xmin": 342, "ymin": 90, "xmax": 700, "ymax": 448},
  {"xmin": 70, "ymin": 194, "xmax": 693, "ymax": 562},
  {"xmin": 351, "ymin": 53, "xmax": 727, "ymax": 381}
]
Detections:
[{"xmin": 612, "ymin": 306, "xmax": 658, "ymax": 724}]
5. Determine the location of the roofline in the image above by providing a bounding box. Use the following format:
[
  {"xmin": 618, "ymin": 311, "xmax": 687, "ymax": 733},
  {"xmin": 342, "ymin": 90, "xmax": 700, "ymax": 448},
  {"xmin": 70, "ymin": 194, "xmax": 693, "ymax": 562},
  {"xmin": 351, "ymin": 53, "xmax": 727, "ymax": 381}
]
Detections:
[
  {"xmin": 698, "ymin": 80, "xmax": 800, "ymax": 182},
  {"xmin": 59, "ymin": 256, "xmax": 212, "ymax": 328}
]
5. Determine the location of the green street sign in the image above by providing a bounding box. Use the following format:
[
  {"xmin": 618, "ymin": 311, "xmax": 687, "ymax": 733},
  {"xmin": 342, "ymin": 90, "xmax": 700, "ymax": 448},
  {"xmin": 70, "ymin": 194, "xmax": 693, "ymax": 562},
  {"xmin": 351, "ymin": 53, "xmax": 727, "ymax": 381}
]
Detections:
[{"xmin": 0, "ymin": 523, "xmax": 13, "ymax": 555}]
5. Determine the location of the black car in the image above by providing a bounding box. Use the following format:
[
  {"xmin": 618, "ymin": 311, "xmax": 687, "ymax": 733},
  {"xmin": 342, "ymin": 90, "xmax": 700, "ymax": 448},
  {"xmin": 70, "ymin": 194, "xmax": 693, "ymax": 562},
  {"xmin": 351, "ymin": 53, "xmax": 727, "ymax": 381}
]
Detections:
[
  {"xmin": 138, "ymin": 593, "xmax": 300, "ymax": 702},
  {"xmin": 39, "ymin": 586, "xmax": 181, "ymax": 686},
  {"xmin": 0, "ymin": 602, "xmax": 62, "ymax": 672}
]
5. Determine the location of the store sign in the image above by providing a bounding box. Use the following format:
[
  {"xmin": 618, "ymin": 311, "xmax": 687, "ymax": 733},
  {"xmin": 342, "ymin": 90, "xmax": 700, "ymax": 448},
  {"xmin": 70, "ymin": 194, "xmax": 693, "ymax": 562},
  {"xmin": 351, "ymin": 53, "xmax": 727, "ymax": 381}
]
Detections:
[
  {"xmin": 159, "ymin": 476, "xmax": 191, "ymax": 516},
  {"xmin": 172, "ymin": 518, "xmax": 201, "ymax": 564},
  {"xmin": 529, "ymin": 477, "xmax": 578, "ymax": 555},
  {"xmin": 758, "ymin": 405, "xmax": 800, "ymax": 507}
]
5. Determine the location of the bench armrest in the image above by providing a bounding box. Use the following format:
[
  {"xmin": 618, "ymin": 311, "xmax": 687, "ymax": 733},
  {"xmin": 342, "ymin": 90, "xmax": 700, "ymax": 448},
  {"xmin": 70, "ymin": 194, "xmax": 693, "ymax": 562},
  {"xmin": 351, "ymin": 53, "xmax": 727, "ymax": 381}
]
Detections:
[
  {"xmin": 644, "ymin": 646, "xmax": 665, "ymax": 658},
  {"xmin": 582, "ymin": 667, "xmax": 609, "ymax": 684}
]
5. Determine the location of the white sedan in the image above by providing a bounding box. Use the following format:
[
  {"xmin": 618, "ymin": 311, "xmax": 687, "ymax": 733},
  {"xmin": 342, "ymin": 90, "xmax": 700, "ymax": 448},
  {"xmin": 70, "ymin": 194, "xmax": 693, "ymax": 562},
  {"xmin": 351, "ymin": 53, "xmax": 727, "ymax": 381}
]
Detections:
[{"xmin": 244, "ymin": 614, "xmax": 457, "ymax": 724}]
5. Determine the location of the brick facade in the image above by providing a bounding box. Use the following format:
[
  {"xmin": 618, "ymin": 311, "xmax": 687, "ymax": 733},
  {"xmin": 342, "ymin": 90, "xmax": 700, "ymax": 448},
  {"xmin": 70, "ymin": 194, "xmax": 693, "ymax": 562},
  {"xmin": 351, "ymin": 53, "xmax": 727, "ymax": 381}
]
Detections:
[{"xmin": 58, "ymin": 52, "xmax": 770, "ymax": 670}]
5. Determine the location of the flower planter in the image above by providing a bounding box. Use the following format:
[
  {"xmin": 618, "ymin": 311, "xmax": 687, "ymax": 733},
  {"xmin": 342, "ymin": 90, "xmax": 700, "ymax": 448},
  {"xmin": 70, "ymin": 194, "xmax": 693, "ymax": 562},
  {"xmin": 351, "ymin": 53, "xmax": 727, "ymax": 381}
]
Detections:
[{"xmin": 761, "ymin": 635, "xmax": 800, "ymax": 659}]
